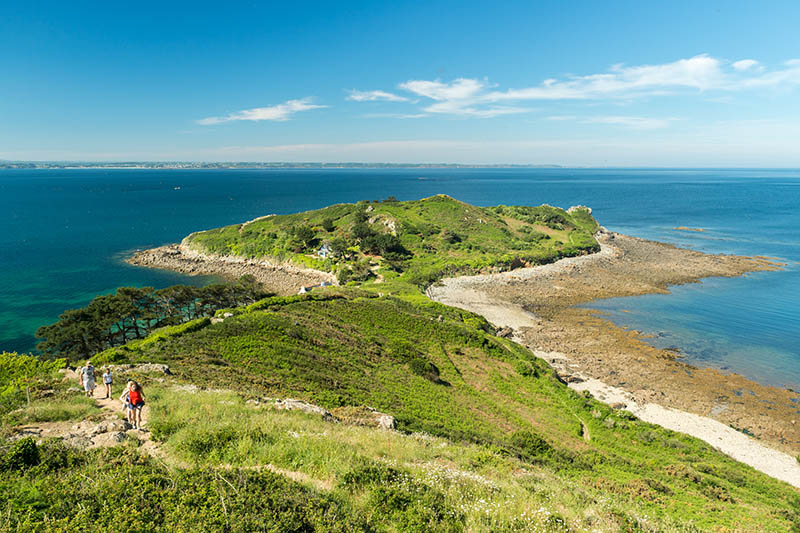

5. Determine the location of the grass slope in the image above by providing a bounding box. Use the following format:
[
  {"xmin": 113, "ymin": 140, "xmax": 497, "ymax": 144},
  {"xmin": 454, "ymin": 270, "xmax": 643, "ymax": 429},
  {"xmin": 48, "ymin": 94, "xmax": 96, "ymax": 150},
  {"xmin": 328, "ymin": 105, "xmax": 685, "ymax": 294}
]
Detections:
[
  {"xmin": 185, "ymin": 195, "xmax": 600, "ymax": 287},
  {"xmin": 66, "ymin": 290, "xmax": 800, "ymax": 531}
]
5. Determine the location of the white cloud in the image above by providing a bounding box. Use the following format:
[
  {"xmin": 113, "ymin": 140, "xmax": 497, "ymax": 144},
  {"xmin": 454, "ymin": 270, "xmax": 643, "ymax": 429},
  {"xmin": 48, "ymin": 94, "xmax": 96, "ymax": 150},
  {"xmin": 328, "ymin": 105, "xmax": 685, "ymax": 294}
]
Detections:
[
  {"xmin": 346, "ymin": 89, "xmax": 408, "ymax": 102},
  {"xmin": 349, "ymin": 55, "xmax": 800, "ymax": 118},
  {"xmin": 197, "ymin": 98, "xmax": 326, "ymax": 125},
  {"xmin": 732, "ymin": 59, "xmax": 760, "ymax": 71}
]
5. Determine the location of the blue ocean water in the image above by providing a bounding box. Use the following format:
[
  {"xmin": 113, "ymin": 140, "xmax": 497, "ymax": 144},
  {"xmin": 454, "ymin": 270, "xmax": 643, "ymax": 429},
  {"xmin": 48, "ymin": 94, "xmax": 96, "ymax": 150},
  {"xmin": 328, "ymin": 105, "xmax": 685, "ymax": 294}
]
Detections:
[{"xmin": 1, "ymin": 168, "xmax": 798, "ymax": 389}]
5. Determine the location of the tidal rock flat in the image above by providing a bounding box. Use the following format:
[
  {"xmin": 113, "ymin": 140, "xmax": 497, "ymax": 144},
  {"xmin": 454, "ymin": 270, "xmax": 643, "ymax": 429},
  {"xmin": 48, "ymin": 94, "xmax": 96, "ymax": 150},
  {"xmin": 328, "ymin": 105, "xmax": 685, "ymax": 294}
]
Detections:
[{"xmin": 429, "ymin": 232, "xmax": 800, "ymax": 460}]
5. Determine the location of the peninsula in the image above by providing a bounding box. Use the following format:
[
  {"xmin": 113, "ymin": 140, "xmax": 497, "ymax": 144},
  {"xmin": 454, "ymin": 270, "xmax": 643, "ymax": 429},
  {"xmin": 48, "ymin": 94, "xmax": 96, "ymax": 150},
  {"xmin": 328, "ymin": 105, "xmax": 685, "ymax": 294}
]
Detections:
[{"xmin": 5, "ymin": 196, "xmax": 799, "ymax": 531}]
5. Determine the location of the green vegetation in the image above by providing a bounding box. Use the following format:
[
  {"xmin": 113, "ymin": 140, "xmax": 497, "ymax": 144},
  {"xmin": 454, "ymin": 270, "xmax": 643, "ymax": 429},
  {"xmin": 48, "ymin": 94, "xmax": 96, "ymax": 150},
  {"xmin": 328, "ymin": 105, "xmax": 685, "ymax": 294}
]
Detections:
[
  {"xmin": 0, "ymin": 439, "xmax": 369, "ymax": 532},
  {"xmin": 36, "ymin": 276, "xmax": 271, "ymax": 362},
  {"xmin": 185, "ymin": 195, "xmax": 600, "ymax": 288},
  {"xmin": 75, "ymin": 291, "xmax": 799, "ymax": 530},
  {"xmin": 0, "ymin": 352, "xmax": 66, "ymax": 418}
]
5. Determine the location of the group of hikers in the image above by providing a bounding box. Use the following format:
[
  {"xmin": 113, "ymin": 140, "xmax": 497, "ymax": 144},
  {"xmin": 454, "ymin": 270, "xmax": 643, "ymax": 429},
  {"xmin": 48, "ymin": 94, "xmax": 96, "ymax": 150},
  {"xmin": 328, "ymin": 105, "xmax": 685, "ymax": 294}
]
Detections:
[{"xmin": 77, "ymin": 362, "xmax": 147, "ymax": 430}]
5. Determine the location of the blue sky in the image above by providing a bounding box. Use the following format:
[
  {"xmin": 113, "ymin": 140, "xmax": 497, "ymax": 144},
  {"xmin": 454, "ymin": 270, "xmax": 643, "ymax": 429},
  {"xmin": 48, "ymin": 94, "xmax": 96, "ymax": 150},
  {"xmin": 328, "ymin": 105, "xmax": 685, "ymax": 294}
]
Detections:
[{"xmin": 2, "ymin": 1, "xmax": 800, "ymax": 165}]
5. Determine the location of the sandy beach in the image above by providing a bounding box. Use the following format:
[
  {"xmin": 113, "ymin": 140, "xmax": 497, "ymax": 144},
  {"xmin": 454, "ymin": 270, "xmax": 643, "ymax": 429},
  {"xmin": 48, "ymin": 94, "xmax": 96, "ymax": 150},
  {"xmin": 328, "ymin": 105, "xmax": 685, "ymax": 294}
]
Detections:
[{"xmin": 428, "ymin": 231, "xmax": 800, "ymax": 488}]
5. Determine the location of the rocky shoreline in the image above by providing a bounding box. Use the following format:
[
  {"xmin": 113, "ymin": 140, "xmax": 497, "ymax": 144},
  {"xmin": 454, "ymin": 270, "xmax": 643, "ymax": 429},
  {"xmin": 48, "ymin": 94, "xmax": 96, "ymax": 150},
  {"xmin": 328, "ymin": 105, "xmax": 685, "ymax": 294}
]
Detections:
[
  {"xmin": 126, "ymin": 242, "xmax": 336, "ymax": 295},
  {"xmin": 428, "ymin": 231, "xmax": 800, "ymax": 487}
]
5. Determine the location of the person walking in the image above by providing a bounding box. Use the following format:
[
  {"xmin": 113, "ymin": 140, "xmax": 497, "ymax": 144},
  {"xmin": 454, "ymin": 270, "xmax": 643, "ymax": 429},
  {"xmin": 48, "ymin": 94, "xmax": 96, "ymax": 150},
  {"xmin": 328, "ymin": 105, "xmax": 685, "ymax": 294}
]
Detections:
[
  {"xmin": 119, "ymin": 381, "xmax": 134, "ymax": 425},
  {"xmin": 102, "ymin": 368, "xmax": 113, "ymax": 399},
  {"xmin": 79, "ymin": 362, "xmax": 96, "ymax": 397},
  {"xmin": 128, "ymin": 381, "xmax": 146, "ymax": 430}
]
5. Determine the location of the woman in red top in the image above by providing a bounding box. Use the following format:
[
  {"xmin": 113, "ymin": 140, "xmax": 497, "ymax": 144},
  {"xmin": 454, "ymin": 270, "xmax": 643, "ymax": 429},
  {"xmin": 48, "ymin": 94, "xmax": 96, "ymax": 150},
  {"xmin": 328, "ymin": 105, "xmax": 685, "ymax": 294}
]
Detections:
[{"xmin": 129, "ymin": 381, "xmax": 146, "ymax": 430}]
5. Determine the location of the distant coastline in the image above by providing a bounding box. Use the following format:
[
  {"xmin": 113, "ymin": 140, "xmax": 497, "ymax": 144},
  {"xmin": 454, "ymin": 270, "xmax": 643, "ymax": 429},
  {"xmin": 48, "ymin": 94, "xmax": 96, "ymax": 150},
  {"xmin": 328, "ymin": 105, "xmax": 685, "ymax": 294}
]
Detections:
[{"xmin": 0, "ymin": 161, "xmax": 564, "ymax": 170}]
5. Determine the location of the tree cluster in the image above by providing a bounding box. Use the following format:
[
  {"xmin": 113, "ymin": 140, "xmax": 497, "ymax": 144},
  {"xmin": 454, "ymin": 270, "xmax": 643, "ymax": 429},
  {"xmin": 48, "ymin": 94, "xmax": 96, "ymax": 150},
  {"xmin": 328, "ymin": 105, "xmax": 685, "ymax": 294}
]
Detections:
[{"xmin": 36, "ymin": 276, "xmax": 270, "ymax": 361}]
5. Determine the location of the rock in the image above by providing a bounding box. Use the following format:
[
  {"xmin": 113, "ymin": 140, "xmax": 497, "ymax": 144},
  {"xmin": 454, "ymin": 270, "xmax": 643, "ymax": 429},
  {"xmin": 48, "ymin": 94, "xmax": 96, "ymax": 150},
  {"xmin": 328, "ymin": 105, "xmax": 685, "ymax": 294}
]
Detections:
[
  {"xmin": 223, "ymin": 312, "xmax": 234, "ymax": 318},
  {"xmin": 376, "ymin": 414, "xmax": 396, "ymax": 430},
  {"xmin": 274, "ymin": 399, "xmax": 333, "ymax": 421},
  {"xmin": 110, "ymin": 363, "xmax": 171, "ymax": 375},
  {"xmin": 210, "ymin": 317, "xmax": 224, "ymax": 324},
  {"xmin": 63, "ymin": 434, "xmax": 93, "ymax": 449},
  {"xmin": 9, "ymin": 429, "xmax": 42, "ymax": 441},
  {"xmin": 67, "ymin": 387, "xmax": 82, "ymax": 393},
  {"xmin": 91, "ymin": 431, "xmax": 128, "ymax": 448},
  {"xmin": 610, "ymin": 402, "xmax": 627, "ymax": 410},
  {"xmin": 496, "ymin": 327, "xmax": 514, "ymax": 338},
  {"xmin": 173, "ymin": 384, "xmax": 198, "ymax": 393}
]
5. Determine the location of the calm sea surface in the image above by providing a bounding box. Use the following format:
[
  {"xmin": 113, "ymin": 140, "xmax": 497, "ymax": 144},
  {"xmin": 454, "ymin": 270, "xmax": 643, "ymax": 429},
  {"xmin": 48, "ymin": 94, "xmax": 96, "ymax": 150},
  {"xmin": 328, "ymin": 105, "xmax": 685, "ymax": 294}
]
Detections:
[{"xmin": 1, "ymin": 168, "xmax": 798, "ymax": 388}]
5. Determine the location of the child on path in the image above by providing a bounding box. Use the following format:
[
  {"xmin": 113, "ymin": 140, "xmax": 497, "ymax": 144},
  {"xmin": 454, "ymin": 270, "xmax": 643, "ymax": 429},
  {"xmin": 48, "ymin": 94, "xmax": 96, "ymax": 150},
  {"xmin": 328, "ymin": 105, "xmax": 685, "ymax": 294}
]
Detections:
[
  {"xmin": 102, "ymin": 368, "xmax": 113, "ymax": 399},
  {"xmin": 119, "ymin": 381, "xmax": 134, "ymax": 426},
  {"xmin": 128, "ymin": 381, "xmax": 146, "ymax": 430}
]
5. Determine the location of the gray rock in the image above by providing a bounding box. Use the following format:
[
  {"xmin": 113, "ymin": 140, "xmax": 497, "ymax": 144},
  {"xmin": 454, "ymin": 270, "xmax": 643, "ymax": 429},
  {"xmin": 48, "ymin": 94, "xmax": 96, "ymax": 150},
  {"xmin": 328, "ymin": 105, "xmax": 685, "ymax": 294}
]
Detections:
[
  {"xmin": 376, "ymin": 414, "xmax": 396, "ymax": 430},
  {"xmin": 91, "ymin": 431, "xmax": 128, "ymax": 448},
  {"xmin": 274, "ymin": 399, "xmax": 333, "ymax": 421}
]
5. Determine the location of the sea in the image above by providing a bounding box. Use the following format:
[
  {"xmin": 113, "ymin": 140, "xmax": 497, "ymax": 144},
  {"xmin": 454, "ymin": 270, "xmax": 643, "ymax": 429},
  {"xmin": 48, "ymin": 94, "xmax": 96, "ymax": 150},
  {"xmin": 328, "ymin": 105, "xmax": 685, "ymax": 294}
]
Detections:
[{"xmin": 1, "ymin": 168, "xmax": 798, "ymax": 389}]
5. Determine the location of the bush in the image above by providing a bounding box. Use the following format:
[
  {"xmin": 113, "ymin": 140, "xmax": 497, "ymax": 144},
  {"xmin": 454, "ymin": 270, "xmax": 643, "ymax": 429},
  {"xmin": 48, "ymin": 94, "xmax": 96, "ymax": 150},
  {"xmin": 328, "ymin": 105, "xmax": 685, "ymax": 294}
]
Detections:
[
  {"xmin": 1, "ymin": 437, "xmax": 40, "ymax": 471},
  {"xmin": 408, "ymin": 357, "xmax": 442, "ymax": 383},
  {"xmin": 510, "ymin": 430, "xmax": 553, "ymax": 462}
]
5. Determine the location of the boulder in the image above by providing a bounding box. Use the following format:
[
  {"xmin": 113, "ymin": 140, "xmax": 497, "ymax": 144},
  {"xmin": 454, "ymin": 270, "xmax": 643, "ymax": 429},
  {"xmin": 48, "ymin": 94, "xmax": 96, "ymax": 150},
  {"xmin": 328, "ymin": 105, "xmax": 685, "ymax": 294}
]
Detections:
[
  {"xmin": 91, "ymin": 431, "xmax": 128, "ymax": 448},
  {"xmin": 496, "ymin": 327, "xmax": 514, "ymax": 338},
  {"xmin": 63, "ymin": 434, "xmax": 93, "ymax": 449}
]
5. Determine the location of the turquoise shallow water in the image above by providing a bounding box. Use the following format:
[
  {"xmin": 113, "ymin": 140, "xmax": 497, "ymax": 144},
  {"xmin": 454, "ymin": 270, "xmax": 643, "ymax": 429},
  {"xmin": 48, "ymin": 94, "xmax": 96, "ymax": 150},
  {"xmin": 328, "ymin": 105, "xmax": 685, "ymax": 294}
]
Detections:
[{"xmin": 1, "ymin": 168, "xmax": 798, "ymax": 389}]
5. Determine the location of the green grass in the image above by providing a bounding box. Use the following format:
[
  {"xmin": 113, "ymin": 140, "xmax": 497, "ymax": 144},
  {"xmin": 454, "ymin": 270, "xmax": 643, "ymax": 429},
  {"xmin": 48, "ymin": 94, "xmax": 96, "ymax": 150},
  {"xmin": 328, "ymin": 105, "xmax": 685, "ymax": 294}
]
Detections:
[
  {"xmin": 0, "ymin": 438, "xmax": 369, "ymax": 532},
  {"xmin": 3, "ymin": 393, "xmax": 101, "ymax": 426},
  {"xmin": 185, "ymin": 195, "xmax": 600, "ymax": 289},
  {"xmin": 78, "ymin": 290, "xmax": 800, "ymax": 531}
]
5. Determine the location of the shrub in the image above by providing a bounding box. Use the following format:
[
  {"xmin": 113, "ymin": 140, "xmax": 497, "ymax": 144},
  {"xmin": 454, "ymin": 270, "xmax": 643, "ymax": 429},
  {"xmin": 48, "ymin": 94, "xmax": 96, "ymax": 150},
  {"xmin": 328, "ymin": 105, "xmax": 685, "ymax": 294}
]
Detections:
[
  {"xmin": 1, "ymin": 437, "xmax": 40, "ymax": 471},
  {"xmin": 510, "ymin": 430, "xmax": 553, "ymax": 462},
  {"xmin": 408, "ymin": 357, "xmax": 442, "ymax": 383}
]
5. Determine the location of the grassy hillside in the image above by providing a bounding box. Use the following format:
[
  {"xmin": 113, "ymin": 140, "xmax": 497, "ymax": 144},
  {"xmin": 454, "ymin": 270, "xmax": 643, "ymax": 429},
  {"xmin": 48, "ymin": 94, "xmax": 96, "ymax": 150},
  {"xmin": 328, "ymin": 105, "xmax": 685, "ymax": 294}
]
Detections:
[
  {"xmin": 51, "ymin": 290, "xmax": 799, "ymax": 531},
  {"xmin": 185, "ymin": 195, "xmax": 600, "ymax": 287}
]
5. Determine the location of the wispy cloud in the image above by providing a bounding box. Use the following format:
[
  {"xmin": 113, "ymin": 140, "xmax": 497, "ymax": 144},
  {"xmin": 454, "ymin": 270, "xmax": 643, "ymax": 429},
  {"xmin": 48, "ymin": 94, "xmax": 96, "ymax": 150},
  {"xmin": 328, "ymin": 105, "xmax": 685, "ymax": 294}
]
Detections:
[
  {"xmin": 346, "ymin": 89, "xmax": 408, "ymax": 102},
  {"xmin": 349, "ymin": 55, "xmax": 800, "ymax": 118},
  {"xmin": 197, "ymin": 98, "xmax": 326, "ymax": 125},
  {"xmin": 732, "ymin": 59, "xmax": 760, "ymax": 72}
]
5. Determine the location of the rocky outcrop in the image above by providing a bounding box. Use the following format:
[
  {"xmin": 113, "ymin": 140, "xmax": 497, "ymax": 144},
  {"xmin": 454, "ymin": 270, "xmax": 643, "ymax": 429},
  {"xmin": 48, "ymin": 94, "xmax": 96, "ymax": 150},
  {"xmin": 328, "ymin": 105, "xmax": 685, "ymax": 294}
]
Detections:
[
  {"xmin": 110, "ymin": 363, "xmax": 172, "ymax": 375},
  {"xmin": 127, "ymin": 244, "xmax": 336, "ymax": 296},
  {"xmin": 274, "ymin": 399, "xmax": 334, "ymax": 421}
]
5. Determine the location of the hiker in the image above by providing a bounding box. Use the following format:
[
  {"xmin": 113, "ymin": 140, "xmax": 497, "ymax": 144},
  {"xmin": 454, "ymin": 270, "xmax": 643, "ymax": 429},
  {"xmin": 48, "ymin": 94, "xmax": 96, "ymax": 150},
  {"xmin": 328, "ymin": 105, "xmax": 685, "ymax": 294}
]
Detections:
[
  {"xmin": 128, "ymin": 381, "xmax": 146, "ymax": 430},
  {"xmin": 79, "ymin": 362, "xmax": 96, "ymax": 397},
  {"xmin": 102, "ymin": 367, "xmax": 113, "ymax": 399},
  {"xmin": 119, "ymin": 381, "xmax": 134, "ymax": 425}
]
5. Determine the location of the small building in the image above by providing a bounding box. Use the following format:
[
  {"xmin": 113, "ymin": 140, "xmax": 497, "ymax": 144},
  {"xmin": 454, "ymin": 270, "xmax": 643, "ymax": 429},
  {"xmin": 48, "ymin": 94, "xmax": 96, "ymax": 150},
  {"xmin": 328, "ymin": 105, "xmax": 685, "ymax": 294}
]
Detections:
[{"xmin": 317, "ymin": 244, "xmax": 332, "ymax": 258}]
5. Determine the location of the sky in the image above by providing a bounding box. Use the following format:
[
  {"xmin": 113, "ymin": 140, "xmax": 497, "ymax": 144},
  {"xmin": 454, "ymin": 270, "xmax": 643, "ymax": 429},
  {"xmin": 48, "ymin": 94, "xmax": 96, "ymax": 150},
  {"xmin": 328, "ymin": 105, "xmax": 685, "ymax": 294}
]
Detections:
[{"xmin": 1, "ymin": 0, "xmax": 800, "ymax": 166}]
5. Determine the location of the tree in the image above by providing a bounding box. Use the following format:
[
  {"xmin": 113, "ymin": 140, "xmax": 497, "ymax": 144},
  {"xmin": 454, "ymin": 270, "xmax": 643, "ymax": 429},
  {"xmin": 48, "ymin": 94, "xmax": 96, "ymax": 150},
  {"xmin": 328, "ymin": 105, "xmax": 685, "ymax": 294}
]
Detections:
[
  {"xmin": 290, "ymin": 224, "xmax": 316, "ymax": 251},
  {"xmin": 321, "ymin": 218, "xmax": 335, "ymax": 232}
]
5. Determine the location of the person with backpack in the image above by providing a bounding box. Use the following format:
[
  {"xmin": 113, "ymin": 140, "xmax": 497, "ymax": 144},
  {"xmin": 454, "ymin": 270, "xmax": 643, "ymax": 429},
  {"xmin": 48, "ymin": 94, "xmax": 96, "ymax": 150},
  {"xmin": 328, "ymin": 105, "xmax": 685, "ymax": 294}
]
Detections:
[
  {"xmin": 128, "ymin": 381, "xmax": 146, "ymax": 430},
  {"xmin": 79, "ymin": 362, "xmax": 96, "ymax": 397}
]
